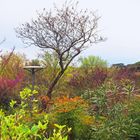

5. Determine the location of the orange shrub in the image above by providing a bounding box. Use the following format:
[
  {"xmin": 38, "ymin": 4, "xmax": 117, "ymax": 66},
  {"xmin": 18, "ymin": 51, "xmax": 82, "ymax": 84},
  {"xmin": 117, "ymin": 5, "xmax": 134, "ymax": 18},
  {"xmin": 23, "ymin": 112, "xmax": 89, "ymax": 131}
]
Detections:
[
  {"xmin": 51, "ymin": 96, "xmax": 94, "ymax": 139},
  {"xmin": 53, "ymin": 96, "xmax": 88, "ymax": 113}
]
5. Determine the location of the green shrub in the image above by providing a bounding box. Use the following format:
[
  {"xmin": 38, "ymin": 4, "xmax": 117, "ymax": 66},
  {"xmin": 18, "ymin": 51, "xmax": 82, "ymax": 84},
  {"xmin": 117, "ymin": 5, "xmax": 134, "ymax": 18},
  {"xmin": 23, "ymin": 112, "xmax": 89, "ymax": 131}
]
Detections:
[
  {"xmin": 82, "ymin": 83, "xmax": 140, "ymax": 140},
  {"xmin": 0, "ymin": 87, "xmax": 70, "ymax": 140}
]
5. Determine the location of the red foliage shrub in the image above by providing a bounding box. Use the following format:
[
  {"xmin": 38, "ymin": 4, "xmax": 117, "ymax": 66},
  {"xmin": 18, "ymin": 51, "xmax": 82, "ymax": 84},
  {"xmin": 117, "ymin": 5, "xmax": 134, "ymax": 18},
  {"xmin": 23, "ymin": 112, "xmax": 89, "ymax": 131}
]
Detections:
[
  {"xmin": 0, "ymin": 51, "xmax": 25, "ymax": 108},
  {"xmin": 113, "ymin": 68, "xmax": 136, "ymax": 82},
  {"xmin": 0, "ymin": 71, "xmax": 24, "ymax": 108},
  {"xmin": 0, "ymin": 71, "xmax": 24, "ymax": 89},
  {"xmin": 68, "ymin": 68, "xmax": 108, "ymax": 90}
]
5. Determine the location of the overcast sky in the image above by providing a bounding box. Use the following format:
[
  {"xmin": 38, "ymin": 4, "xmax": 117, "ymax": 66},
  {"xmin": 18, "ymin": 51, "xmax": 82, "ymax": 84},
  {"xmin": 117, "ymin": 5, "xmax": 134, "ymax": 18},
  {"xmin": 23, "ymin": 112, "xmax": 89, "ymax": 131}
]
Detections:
[{"xmin": 0, "ymin": 0, "xmax": 140, "ymax": 65}]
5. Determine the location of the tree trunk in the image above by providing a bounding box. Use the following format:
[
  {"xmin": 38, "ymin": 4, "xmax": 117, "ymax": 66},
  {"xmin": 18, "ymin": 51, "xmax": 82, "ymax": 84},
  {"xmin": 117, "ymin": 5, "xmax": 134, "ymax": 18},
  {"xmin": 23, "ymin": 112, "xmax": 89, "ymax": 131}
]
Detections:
[{"xmin": 47, "ymin": 70, "xmax": 64, "ymax": 99}]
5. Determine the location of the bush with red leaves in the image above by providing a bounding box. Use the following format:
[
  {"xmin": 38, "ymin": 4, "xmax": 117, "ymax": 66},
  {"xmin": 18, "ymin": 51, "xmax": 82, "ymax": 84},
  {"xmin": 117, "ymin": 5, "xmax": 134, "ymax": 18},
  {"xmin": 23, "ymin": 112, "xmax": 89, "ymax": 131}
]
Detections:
[
  {"xmin": 0, "ymin": 71, "xmax": 24, "ymax": 109},
  {"xmin": 68, "ymin": 68, "xmax": 108, "ymax": 91},
  {"xmin": 113, "ymin": 68, "xmax": 136, "ymax": 82}
]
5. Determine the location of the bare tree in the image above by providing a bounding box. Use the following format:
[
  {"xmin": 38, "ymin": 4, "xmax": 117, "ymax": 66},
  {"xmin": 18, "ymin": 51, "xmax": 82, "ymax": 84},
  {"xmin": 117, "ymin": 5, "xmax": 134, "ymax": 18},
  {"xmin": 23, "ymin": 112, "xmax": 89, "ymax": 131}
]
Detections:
[{"xmin": 16, "ymin": 2, "xmax": 103, "ymax": 99}]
